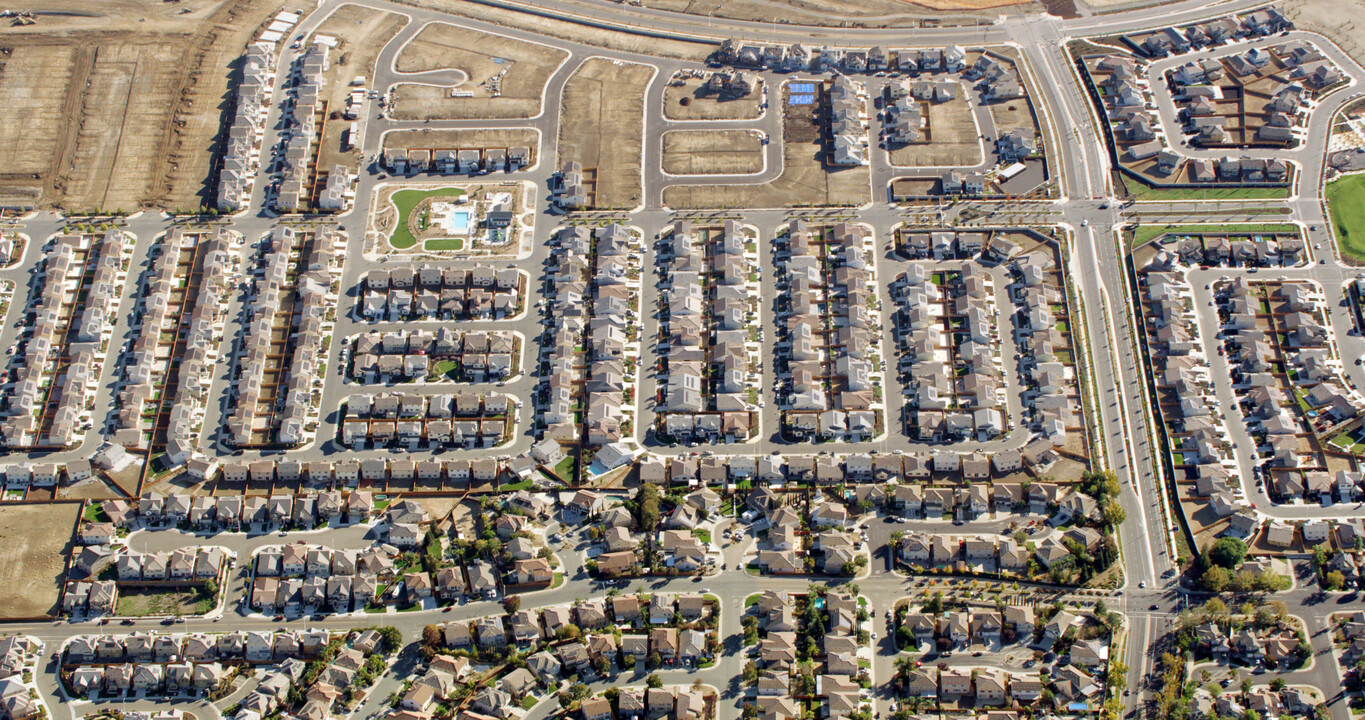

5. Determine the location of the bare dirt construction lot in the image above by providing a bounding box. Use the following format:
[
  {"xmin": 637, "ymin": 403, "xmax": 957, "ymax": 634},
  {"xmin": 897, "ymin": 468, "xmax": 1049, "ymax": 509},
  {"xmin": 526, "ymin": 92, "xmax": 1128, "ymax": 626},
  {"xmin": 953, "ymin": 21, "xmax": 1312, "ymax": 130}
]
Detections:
[
  {"xmin": 391, "ymin": 22, "xmax": 569, "ymax": 120},
  {"xmin": 664, "ymin": 77, "xmax": 764, "ymax": 121},
  {"xmin": 1282, "ymin": 0, "xmax": 1365, "ymax": 67},
  {"xmin": 663, "ymin": 130, "xmax": 764, "ymax": 175},
  {"xmin": 0, "ymin": 503, "xmax": 79, "ymax": 619},
  {"xmin": 663, "ymin": 85, "xmax": 870, "ymax": 209},
  {"xmin": 558, "ymin": 58, "xmax": 655, "ymax": 210},
  {"xmin": 312, "ymin": 5, "xmax": 408, "ymax": 171},
  {"xmin": 889, "ymin": 93, "xmax": 984, "ymax": 167},
  {"xmin": 640, "ymin": 0, "xmax": 1043, "ymax": 23},
  {"xmin": 384, "ymin": 128, "xmax": 540, "ymax": 166},
  {"xmin": 0, "ymin": 0, "xmax": 305, "ymax": 212}
]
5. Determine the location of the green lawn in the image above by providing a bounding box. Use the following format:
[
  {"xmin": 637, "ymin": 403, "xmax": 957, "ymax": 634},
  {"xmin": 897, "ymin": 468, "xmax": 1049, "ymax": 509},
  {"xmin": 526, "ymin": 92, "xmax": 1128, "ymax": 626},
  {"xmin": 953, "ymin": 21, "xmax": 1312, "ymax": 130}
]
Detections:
[
  {"xmin": 1129, "ymin": 223, "xmax": 1300, "ymax": 248},
  {"xmin": 83, "ymin": 503, "xmax": 109, "ymax": 523},
  {"xmin": 693, "ymin": 528, "xmax": 712, "ymax": 545},
  {"xmin": 1125, "ymin": 182, "xmax": 1291, "ymax": 202},
  {"xmin": 1327, "ymin": 174, "xmax": 1365, "ymax": 263},
  {"xmin": 387, "ymin": 187, "xmax": 466, "ymax": 249},
  {"xmin": 426, "ymin": 237, "xmax": 465, "ymax": 251}
]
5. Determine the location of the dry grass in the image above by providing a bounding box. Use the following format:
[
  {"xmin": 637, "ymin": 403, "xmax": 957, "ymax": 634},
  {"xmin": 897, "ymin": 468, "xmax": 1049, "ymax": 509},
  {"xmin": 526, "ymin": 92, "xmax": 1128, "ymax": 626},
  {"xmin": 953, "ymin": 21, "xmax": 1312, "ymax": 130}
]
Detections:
[
  {"xmin": 0, "ymin": 0, "xmax": 309, "ymax": 211},
  {"xmin": 0, "ymin": 503, "xmax": 79, "ymax": 619},
  {"xmin": 663, "ymin": 77, "xmax": 764, "ymax": 121},
  {"xmin": 391, "ymin": 22, "xmax": 569, "ymax": 120},
  {"xmin": 558, "ymin": 58, "xmax": 655, "ymax": 209},
  {"xmin": 663, "ymin": 130, "xmax": 764, "ymax": 175}
]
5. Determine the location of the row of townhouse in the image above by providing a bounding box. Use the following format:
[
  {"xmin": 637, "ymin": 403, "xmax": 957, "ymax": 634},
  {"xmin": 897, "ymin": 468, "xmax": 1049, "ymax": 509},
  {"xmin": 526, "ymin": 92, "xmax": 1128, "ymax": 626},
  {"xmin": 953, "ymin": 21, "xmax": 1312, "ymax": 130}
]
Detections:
[
  {"xmin": 110, "ymin": 489, "xmax": 374, "ymax": 530},
  {"xmin": 440, "ymin": 606, "xmax": 712, "ymax": 666},
  {"xmin": 897, "ymin": 230, "xmax": 1017, "ymax": 262},
  {"xmin": 577, "ymin": 686, "xmax": 708, "ymax": 720},
  {"xmin": 656, "ymin": 220, "xmax": 757, "ymax": 443},
  {"xmin": 224, "ymin": 227, "xmax": 339, "ymax": 447},
  {"xmin": 65, "ymin": 629, "xmax": 330, "ymax": 666},
  {"xmin": 1, "ymin": 231, "xmax": 128, "ymax": 448},
  {"xmin": 218, "ymin": 42, "xmax": 275, "ymax": 210},
  {"xmin": 115, "ymin": 228, "xmax": 240, "ymax": 464},
  {"xmin": 60, "ymin": 580, "xmax": 117, "ymax": 616},
  {"xmin": 202, "ymin": 454, "xmax": 525, "ymax": 486},
  {"xmin": 0, "ymin": 637, "xmax": 40, "ymax": 720},
  {"xmin": 718, "ymin": 39, "xmax": 967, "ymax": 75},
  {"xmin": 114, "ymin": 546, "xmax": 230, "ymax": 583},
  {"xmin": 895, "ymin": 262, "xmax": 1005, "ymax": 443},
  {"xmin": 639, "ymin": 447, "xmax": 1064, "ymax": 488},
  {"xmin": 895, "ymin": 604, "xmax": 1036, "ymax": 647},
  {"xmin": 274, "ymin": 42, "xmax": 327, "ymax": 213},
  {"xmin": 360, "ymin": 264, "xmax": 522, "ymax": 321},
  {"xmin": 340, "ymin": 391, "xmax": 513, "ymax": 448},
  {"xmin": 827, "ymin": 75, "xmax": 868, "ymax": 166},
  {"xmin": 540, "ymin": 224, "xmax": 642, "ymax": 446},
  {"xmin": 68, "ymin": 661, "xmax": 225, "ymax": 697},
  {"xmin": 1196, "ymin": 622, "xmax": 1303, "ymax": 669},
  {"xmin": 1128, "ymin": 8, "xmax": 1290, "ymax": 58},
  {"xmin": 1007, "ymin": 250, "xmax": 1074, "ymax": 465},
  {"xmin": 777, "ymin": 220, "xmax": 881, "ymax": 441},
  {"xmin": 351, "ymin": 328, "xmax": 519, "ymax": 383},
  {"xmin": 381, "ymin": 145, "xmax": 532, "ymax": 175},
  {"xmin": 1148, "ymin": 233, "xmax": 1304, "ymax": 274}
]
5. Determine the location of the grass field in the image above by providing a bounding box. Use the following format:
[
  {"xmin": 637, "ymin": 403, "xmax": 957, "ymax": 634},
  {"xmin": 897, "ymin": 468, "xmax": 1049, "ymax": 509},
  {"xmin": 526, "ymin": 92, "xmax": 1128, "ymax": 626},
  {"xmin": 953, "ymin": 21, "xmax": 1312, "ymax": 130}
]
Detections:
[
  {"xmin": 1128, "ymin": 223, "xmax": 1300, "ymax": 248},
  {"xmin": 0, "ymin": 503, "xmax": 80, "ymax": 618},
  {"xmin": 386, "ymin": 187, "xmax": 466, "ymax": 249},
  {"xmin": 1327, "ymin": 174, "xmax": 1365, "ymax": 263},
  {"xmin": 426, "ymin": 238, "xmax": 465, "ymax": 251}
]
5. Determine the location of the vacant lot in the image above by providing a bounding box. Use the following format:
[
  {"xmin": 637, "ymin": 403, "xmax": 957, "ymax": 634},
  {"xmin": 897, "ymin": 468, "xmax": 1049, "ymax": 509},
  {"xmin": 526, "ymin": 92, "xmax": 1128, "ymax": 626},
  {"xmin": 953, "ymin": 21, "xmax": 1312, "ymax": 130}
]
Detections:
[
  {"xmin": 663, "ymin": 130, "xmax": 764, "ymax": 175},
  {"xmin": 0, "ymin": 503, "xmax": 79, "ymax": 619},
  {"xmin": 385, "ymin": 128, "xmax": 539, "ymax": 165},
  {"xmin": 0, "ymin": 0, "xmax": 306, "ymax": 211},
  {"xmin": 663, "ymin": 89, "xmax": 870, "ymax": 209},
  {"xmin": 664, "ymin": 77, "xmax": 764, "ymax": 121},
  {"xmin": 558, "ymin": 58, "xmax": 655, "ymax": 210},
  {"xmin": 889, "ymin": 94, "xmax": 982, "ymax": 167},
  {"xmin": 392, "ymin": 22, "xmax": 569, "ymax": 120},
  {"xmin": 116, "ymin": 585, "xmax": 217, "ymax": 617},
  {"xmin": 314, "ymin": 5, "xmax": 408, "ymax": 171}
]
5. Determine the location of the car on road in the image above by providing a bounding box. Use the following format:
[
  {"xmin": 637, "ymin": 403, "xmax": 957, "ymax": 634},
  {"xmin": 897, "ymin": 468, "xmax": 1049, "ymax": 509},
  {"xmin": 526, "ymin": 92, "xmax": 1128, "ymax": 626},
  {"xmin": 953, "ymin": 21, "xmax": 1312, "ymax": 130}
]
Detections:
[{"xmin": 1138, "ymin": 581, "xmax": 1146, "ymax": 588}]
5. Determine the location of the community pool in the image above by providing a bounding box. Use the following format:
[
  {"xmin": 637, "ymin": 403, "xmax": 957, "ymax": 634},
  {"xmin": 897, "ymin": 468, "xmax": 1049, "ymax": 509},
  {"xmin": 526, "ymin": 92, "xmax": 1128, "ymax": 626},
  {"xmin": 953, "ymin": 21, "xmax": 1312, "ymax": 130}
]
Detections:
[{"xmin": 442, "ymin": 209, "xmax": 472, "ymax": 235}]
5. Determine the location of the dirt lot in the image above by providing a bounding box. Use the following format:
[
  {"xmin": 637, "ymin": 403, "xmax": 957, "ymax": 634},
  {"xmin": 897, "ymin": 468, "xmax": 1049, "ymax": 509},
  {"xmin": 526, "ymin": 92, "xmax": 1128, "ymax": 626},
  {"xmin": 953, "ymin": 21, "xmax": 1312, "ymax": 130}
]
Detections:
[
  {"xmin": 392, "ymin": 22, "xmax": 569, "ymax": 120},
  {"xmin": 663, "ymin": 88, "xmax": 870, "ymax": 209},
  {"xmin": 384, "ymin": 128, "xmax": 540, "ymax": 166},
  {"xmin": 0, "ymin": 0, "xmax": 304, "ymax": 211},
  {"xmin": 663, "ymin": 130, "xmax": 764, "ymax": 175},
  {"xmin": 558, "ymin": 58, "xmax": 655, "ymax": 209},
  {"xmin": 889, "ymin": 92, "xmax": 983, "ymax": 167},
  {"xmin": 0, "ymin": 503, "xmax": 79, "ymax": 619},
  {"xmin": 664, "ymin": 76, "xmax": 764, "ymax": 121},
  {"xmin": 313, "ymin": 5, "xmax": 408, "ymax": 172},
  {"xmin": 1282, "ymin": 0, "xmax": 1365, "ymax": 68}
]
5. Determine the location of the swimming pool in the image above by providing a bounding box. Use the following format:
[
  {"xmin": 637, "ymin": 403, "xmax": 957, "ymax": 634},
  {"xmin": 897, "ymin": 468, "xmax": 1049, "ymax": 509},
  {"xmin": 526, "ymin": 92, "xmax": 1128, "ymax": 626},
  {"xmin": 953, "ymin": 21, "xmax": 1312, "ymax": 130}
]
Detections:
[{"xmin": 443, "ymin": 210, "xmax": 472, "ymax": 234}]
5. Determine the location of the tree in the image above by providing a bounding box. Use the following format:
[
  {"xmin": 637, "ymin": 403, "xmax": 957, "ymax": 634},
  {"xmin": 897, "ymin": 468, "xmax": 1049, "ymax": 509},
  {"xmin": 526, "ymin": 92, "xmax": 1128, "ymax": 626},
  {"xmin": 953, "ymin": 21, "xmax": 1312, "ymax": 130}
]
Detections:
[
  {"xmin": 1107, "ymin": 661, "xmax": 1128, "ymax": 692},
  {"xmin": 635, "ymin": 484, "xmax": 660, "ymax": 532},
  {"xmin": 422, "ymin": 624, "xmax": 442, "ymax": 648},
  {"xmin": 742, "ymin": 661, "xmax": 758, "ymax": 684},
  {"xmin": 646, "ymin": 673, "xmax": 663, "ymax": 688},
  {"xmin": 1101, "ymin": 500, "xmax": 1126, "ymax": 528},
  {"xmin": 1208, "ymin": 537, "xmax": 1248, "ymax": 570},
  {"xmin": 1312, "ymin": 543, "xmax": 1328, "ymax": 569},
  {"xmin": 1201, "ymin": 566, "xmax": 1230, "ymax": 593},
  {"xmin": 503, "ymin": 596, "xmax": 521, "ymax": 614},
  {"xmin": 923, "ymin": 592, "xmax": 944, "ymax": 615},
  {"xmin": 1241, "ymin": 678, "xmax": 1253, "ymax": 696},
  {"xmin": 1326, "ymin": 570, "xmax": 1346, "ymax": 591},
  {"xmin": 1269, "ymin": 678, "xmax": 1285, "ymax": 692}
]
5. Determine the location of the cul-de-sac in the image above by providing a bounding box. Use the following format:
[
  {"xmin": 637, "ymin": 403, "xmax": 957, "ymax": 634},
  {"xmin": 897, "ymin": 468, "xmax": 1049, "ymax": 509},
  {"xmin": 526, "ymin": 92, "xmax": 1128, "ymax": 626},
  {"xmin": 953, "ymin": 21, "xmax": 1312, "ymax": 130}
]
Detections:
[{"xmin": 6, "ymin": 1, "xmax": 1365, "ymax": 720}]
